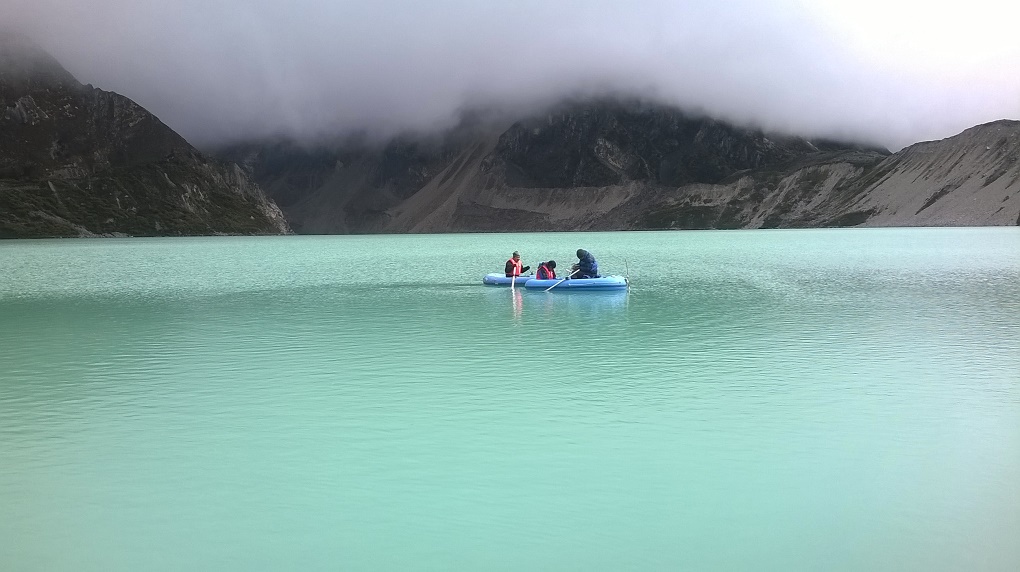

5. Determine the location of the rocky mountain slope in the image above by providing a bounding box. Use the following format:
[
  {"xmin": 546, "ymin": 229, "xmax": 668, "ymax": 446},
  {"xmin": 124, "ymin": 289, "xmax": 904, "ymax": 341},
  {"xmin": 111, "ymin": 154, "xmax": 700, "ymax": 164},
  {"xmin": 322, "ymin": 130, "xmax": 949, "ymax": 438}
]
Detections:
[
  {"xmin": 0, "ymin": 33, "xmax": 290, "ymax": 238},
  {"xmin": 832, "ymin": 121, "xmax": 1020, "ymax": 227},
  {"xmin": 221, "ymin": 101, "xmax": 1018, "ymax": 233}
]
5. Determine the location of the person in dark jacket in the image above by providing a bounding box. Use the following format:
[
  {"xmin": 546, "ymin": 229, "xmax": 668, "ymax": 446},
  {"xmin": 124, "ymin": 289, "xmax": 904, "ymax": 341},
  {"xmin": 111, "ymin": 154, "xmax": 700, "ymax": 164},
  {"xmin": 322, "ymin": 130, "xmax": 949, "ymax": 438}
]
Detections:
[
  {"xmin": 570, "ymin": 249, "xmax": 599, "ymax": 279},
  {"xmin": 536, "ymin": 260, "xmax": 557, "ymax": 280},
  {"xmin": 504, "ymin": 251, "xmax": 531, "ymax": 278}
]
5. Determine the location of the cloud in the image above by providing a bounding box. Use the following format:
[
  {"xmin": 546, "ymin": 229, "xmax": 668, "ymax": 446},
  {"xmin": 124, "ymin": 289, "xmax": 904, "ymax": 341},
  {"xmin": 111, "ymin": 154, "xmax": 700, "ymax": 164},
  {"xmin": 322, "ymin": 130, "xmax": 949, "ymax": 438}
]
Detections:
[{"xmin": 3, "ymin": 0, "xmax": 1018, "ymax": 150}]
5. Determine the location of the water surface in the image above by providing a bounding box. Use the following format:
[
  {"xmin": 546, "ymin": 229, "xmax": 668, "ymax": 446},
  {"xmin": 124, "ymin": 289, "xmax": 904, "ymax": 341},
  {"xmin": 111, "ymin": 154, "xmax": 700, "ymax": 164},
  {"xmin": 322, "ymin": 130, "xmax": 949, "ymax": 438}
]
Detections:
[{"xmin": 2, "ymin": 228, "xmax": 1018, "ymax": 571}]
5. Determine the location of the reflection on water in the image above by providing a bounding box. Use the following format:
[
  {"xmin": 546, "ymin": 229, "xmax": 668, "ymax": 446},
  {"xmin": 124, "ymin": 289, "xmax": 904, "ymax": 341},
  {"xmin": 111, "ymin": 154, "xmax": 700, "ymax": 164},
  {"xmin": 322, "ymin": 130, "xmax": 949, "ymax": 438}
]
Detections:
[
  {"xmin": 1, "ymin": 229, "xmax": 1018, "ymax": 572},
  {"xmin": 494, "ymin": 287, "xmax": 630, "ymax": 322}
]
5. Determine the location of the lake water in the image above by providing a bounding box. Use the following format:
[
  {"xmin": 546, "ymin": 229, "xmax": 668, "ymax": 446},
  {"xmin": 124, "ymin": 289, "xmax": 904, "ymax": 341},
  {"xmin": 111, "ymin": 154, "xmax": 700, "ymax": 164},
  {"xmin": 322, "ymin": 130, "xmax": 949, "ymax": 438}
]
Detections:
[{"xmin": 1, "ymin": 228, "xmax": 1018, "ymax": 571}]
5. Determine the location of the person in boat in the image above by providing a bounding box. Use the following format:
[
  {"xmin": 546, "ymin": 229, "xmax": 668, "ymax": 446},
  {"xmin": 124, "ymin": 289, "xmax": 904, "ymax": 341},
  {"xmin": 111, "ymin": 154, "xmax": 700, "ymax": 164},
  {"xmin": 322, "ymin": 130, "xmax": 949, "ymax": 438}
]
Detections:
[
  {"xmin": 536, "ymin": 260, "xmax": 557, "ymax": 280},
  {"xmin": 504, "ymin": 251, "xmax": 531, "ymax": 278},
  {"xmin": 569, "ymin": 249, "xmax": 599, "ymax": 279}
]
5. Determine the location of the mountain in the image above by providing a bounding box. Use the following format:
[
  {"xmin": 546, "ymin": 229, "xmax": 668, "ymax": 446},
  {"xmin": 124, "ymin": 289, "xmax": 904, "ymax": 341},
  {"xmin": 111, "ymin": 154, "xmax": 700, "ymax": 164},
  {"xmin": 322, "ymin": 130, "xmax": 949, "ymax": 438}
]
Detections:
[
  {"xmin": 4, "ymin": 32, "xmax": 1015, "ymax": 237},
  {"xmin": 629, "ymin": 121, "xmax": 1020, "ymax": 230},
  {"xmin": 824, "ymin": 120, "xmax": 1020, "ymax": 227},
  {"xmin": 0, "ymin": 33, "xmax": 290, "ymax": 238},
  {"xmin": 221, "ymin": 100, "xmax": 1018, "ymax": 233}
]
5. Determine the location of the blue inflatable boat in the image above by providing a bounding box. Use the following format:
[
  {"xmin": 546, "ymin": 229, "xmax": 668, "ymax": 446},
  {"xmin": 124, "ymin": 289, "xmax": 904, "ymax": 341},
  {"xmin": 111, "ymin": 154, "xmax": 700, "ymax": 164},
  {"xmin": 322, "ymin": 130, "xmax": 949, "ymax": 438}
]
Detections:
[
  {"xmin": 482, "ymin": 273, "xmax": 533, "ymax": 286},
  {"xmin": 524, "ymin": 275, "xmax": 629, "ymax": 291}
]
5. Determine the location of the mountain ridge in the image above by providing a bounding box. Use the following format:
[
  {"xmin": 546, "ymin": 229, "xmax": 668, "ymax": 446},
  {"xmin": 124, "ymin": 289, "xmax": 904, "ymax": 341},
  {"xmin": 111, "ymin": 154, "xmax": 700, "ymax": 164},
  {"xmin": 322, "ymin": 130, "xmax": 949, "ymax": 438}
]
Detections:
[
  {"xmin": 219, "ymin": 101, "xmax": 1018, "ymax": 233},
  {"xmin": 0, "ymin": 32, "xmax": 290, "ymax": 238},
  {"xmin": 2, "ymin": 34, "xmax": 1016, "ymax": 237}
]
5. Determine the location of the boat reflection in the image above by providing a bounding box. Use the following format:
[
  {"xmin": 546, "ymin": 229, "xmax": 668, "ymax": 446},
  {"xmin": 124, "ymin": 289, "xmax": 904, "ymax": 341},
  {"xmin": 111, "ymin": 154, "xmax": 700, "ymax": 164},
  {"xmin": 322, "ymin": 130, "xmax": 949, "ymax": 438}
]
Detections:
[
  {"xmin": 485, "ymin": 285, "xmax": 630, "ymax": 322},
  {"xmin": 529, "ymin": 289, "xmax": 629, "ymax": 315}
]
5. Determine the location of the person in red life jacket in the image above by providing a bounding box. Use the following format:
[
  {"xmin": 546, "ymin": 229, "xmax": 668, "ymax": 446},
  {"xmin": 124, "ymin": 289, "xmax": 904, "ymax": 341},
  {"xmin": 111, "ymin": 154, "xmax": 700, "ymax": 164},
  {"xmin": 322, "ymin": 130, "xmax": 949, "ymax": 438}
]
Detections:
[
  {"xmin": 504, "ymin": 251, "xmax": 530, "ymax": 277},
  {"xmin": 536, "ymin": 260, "xmax": 557, "ymax": 280}
]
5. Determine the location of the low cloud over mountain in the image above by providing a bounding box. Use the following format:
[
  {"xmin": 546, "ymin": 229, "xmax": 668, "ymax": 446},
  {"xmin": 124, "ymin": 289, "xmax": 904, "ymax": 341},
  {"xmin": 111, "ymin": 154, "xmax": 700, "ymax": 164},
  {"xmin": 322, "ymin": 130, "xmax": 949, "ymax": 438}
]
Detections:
[{"xmin": 3, "ymin": 1, "xmax": 1018, "ymax": 150}]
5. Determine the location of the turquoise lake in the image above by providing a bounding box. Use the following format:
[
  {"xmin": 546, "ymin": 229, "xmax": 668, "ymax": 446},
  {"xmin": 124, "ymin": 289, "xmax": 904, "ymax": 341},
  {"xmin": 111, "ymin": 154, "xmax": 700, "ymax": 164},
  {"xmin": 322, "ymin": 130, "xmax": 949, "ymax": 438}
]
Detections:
[{"xmin": 1, "ymin": 228, "xmax": 1018, "ymax": 571}]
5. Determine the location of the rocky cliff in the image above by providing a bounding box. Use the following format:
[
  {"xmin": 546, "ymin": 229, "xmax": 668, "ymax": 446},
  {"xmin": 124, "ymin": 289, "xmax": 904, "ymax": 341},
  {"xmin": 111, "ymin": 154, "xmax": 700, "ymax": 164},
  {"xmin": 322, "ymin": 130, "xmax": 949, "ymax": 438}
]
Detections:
[
  {"xmin": 223, "ymin": 100, "xmax": 1020, "ymax": 233},
  {"xmin": 0, "ymin": 33, "xmax": 290, "ymax": 238}
]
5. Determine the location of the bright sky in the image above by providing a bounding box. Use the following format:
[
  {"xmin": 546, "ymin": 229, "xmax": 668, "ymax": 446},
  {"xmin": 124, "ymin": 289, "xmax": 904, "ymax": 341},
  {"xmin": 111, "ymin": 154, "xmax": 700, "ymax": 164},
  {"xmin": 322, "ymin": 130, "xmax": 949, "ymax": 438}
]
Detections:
[
  {"xmin": 802, "ymin": 0, "xmax": 1020, "ymax": 72},
  {"xmin": 3, "ymin": 0, "xmax": 1018, "ymax": 149}
]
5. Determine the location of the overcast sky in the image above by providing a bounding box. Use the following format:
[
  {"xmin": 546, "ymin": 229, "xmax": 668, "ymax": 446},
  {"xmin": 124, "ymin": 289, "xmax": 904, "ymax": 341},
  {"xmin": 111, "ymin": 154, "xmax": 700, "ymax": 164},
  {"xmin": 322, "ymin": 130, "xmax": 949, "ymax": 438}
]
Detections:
[{"xmin": 3, "ymin": 0, "xmax": 1018, "ymax": 149}]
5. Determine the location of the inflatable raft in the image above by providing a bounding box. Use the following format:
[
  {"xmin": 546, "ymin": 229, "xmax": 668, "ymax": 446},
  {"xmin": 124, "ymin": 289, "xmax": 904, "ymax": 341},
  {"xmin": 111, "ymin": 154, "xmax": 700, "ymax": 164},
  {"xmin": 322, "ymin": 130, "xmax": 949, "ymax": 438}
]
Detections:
[
  {"xmin": 482, "ymin": 273, "xmax": 533, "ymax": 286},
  {"xmin": 524, "ymin": 275, "xmax": 629, "ymax": 291}
]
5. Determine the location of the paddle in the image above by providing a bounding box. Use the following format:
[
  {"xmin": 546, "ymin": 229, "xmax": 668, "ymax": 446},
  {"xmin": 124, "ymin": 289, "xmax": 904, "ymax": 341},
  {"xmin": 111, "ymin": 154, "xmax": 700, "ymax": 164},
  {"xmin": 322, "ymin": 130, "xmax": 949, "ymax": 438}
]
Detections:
[{"xmin": 544, "ymin": 268, "xmax": 580, "ymax": 292}]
